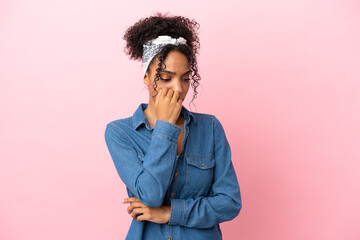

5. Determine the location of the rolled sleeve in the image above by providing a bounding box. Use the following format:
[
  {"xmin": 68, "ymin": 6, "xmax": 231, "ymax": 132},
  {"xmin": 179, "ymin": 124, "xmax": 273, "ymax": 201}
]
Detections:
[
  {"xmin": 152, "ymin": 120, "xmax": 182, "ymax": 143},
  {"xmin": 168, "ymin": 198, "xmax": 187, "ymax": 226}
]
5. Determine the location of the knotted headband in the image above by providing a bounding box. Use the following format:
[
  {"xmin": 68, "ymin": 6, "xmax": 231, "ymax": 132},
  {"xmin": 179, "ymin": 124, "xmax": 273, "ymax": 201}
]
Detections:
[{"xmin": 142, "ymin": 35, "xmax": 187, "ymax": 78}]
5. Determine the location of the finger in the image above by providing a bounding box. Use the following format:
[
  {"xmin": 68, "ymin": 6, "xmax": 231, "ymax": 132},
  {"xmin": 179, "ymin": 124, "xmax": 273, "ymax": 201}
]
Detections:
[
  {"xmin": 136, "ymin": 213, "xmax": 147, "ymax": 222},
  {"xmin": 156, "ymin": 88, "xmax": 162, "ymax": 98},
  {"xmin": 128, "ymin": 204, "xmax": 139, "ymax": 214},
  {"xmin": 128, "ymin": 201, "xmax": 149, "ymax": 214},
  {"xmin": 123, "ymin": 197, "xmax": 140, "ymax": 203},
  {"xmin": 171, "ymin": 91, "xmax": 180, "ymax": 103},
  {"xmin": 160, "ymin": 87, "xmax": 168, "ymax": 98},
  {"xmin": 165, "ymin": 88, "xmax": 173, "ymax": 99},
  {"xmin": 131, "ymin": 208, "xmax": 144, "ymax": 218},
  {"xmin": 127, "ymin": 204, "xmax": 133, "ymax": 214},
  {"xmin": 127, "ymin": 201, "xmax": 142, "ymax": 214},
  {"xmin": 155, "ymin": 88, "xmax": 162, "ymax": 104},
  {"xmin": 177, "ymin": 98, "xmax": 183, "ymax": 105}
]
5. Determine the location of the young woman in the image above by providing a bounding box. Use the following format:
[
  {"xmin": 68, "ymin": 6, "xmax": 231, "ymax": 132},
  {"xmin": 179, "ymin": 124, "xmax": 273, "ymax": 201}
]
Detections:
[{"xmin": 104, "ymin": 12, "xmax": 242, "ymax": 240}]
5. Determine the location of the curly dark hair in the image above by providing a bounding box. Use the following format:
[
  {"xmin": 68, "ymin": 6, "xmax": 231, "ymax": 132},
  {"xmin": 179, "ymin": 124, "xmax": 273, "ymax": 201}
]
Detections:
[{"xmin": 123, "ymin": 11, "xmax": 201, "ymax": 108}]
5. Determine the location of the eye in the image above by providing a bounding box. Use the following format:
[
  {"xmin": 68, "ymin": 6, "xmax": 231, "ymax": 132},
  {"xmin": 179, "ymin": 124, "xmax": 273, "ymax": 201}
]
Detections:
[
  {"xmin": 160, "ymin": 76, "xmax": 171, "ymax": 82},
  {"xmin": 183, "ymin": 78, "xmax": 190, "ymax": 81}
]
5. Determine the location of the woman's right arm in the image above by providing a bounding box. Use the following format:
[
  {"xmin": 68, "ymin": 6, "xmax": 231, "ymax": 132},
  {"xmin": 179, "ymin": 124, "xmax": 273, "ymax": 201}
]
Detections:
[{"xmin": 104, "ymin": 119, "xmax": 181, "ymax": 208}]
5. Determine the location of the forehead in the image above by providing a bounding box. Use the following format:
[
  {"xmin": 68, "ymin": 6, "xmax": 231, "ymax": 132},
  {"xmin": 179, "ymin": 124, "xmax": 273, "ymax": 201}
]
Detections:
[{"xmin": 153, "ymin": 50, "xmax": 190, "ymax": 72}]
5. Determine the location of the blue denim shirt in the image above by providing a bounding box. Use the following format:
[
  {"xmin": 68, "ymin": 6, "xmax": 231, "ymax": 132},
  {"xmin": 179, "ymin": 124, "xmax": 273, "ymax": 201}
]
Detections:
[{"xmin": 104, "ymin": 103, "xmax": 242, "ymax": 240}]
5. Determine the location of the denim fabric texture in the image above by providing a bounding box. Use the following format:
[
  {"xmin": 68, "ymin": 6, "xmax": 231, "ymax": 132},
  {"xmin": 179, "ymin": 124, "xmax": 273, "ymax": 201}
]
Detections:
[{"xmin": 104, "ymin": 103, "xmax": 242, "ymax": 240}]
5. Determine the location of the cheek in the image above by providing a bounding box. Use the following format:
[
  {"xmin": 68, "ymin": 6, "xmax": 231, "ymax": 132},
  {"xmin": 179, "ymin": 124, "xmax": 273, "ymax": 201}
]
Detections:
[
  {"xmin": 149, "ymin": 80, "xmax": 165, "ymax": 90},
  {"xmin": 185, "ymin": 82, "xmax": 191, "ymax": 91},
  {"xmin": 149, "ymin": 82, "xmax": 166, "ymax": 96}
]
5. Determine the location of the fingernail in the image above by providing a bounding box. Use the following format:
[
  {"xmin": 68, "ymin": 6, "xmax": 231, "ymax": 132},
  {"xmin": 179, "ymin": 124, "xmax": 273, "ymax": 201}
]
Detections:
[{"xmin": 122, "ymin": 199, "xmax": 125, "ymax": 203}]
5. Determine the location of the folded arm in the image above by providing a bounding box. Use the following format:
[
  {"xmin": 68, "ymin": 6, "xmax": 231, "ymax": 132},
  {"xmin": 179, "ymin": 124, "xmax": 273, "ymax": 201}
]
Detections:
[{"xmin": 105, "ymin": 120, "xmax": 181, "ymax": 207}]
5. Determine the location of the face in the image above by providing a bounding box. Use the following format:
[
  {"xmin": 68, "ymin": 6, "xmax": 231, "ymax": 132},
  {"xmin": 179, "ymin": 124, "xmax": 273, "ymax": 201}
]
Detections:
[{"xmin": 144, "ymin": 50, "xmax": 191, "ymax": 104}]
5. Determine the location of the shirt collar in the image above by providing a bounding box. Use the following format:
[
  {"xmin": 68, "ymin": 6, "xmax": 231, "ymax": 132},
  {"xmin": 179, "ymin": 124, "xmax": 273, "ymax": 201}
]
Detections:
[{"xmin": 132, "ymin": 103, "xmax": 196, "ymax": 130}]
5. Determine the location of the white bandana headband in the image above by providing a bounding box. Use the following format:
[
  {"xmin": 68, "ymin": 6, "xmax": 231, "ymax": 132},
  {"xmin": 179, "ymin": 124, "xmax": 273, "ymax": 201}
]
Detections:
[{"xmin": 142, "ymin": 35, "xmax": 187, "ymax": 78}]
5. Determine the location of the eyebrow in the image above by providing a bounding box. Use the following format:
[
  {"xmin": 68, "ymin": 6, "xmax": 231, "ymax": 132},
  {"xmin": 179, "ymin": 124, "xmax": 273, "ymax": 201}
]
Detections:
[{"xmin": 159, "ymin": 70, "xmax": 191, "ymax": 76}]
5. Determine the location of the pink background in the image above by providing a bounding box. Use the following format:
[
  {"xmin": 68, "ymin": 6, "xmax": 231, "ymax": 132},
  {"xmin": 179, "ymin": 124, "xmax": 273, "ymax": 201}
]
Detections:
[{"xmin": 1, "ymin": 0, "xmax": 359, "ymax": 239}]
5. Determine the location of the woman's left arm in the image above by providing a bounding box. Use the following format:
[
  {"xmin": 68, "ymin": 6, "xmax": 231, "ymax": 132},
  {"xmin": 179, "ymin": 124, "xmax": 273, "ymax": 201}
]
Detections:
[{"xmin": 168, "ymin": 115, "xmax": 242, "ymax": 228}]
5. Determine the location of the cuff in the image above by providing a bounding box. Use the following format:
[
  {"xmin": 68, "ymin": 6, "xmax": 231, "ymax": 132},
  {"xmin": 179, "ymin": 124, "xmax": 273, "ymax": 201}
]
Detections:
[
  {"xmin": 168, "ymin": 198, "xmax": 187, "ymax": 226},
  {"xmin": 152, "ymin": 120, "xmax": 182, "ymax": 143}
]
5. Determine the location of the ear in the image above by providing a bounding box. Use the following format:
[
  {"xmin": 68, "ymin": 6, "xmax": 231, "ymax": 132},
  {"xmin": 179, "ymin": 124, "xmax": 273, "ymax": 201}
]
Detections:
[{"xmin": 143, "ymin": 72, "xmax": 150, "ymax": 86}]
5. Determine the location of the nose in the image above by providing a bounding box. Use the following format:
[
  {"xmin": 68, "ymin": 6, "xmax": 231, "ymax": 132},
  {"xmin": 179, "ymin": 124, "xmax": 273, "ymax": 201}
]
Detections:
[{"xmin": 172, "ymin": 78, "xmax": 183, "ymax": 95}]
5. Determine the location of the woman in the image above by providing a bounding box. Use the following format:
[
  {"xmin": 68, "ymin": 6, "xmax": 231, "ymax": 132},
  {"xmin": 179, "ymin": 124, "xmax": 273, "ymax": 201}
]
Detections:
[{"xmin": 104, "ymin": 12, "xmax": 242, "ymax": 240}]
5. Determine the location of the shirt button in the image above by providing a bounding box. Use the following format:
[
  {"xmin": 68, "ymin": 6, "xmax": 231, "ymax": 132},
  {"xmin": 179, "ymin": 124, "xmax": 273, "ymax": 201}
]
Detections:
[
  {"xmin": 181, "ymin": 153, "xmax": 184, "ymax": 157},
  {"xmin": 171, "ymin": 193, "xmax": 175, "ymax": 198},
  {"xmin": 201, "ymin": 162, "xmax": 204, "ymax": 166},
  {"xmin": 174, "ymin": 172, "xmax": 179, "ymax": 177}
]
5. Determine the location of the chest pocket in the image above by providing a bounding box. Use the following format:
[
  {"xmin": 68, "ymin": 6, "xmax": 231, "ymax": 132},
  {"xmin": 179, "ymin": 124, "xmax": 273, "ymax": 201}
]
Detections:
[{"xmin": 183, "ymin": 155, "xmax": 215, "ymax": 195}]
